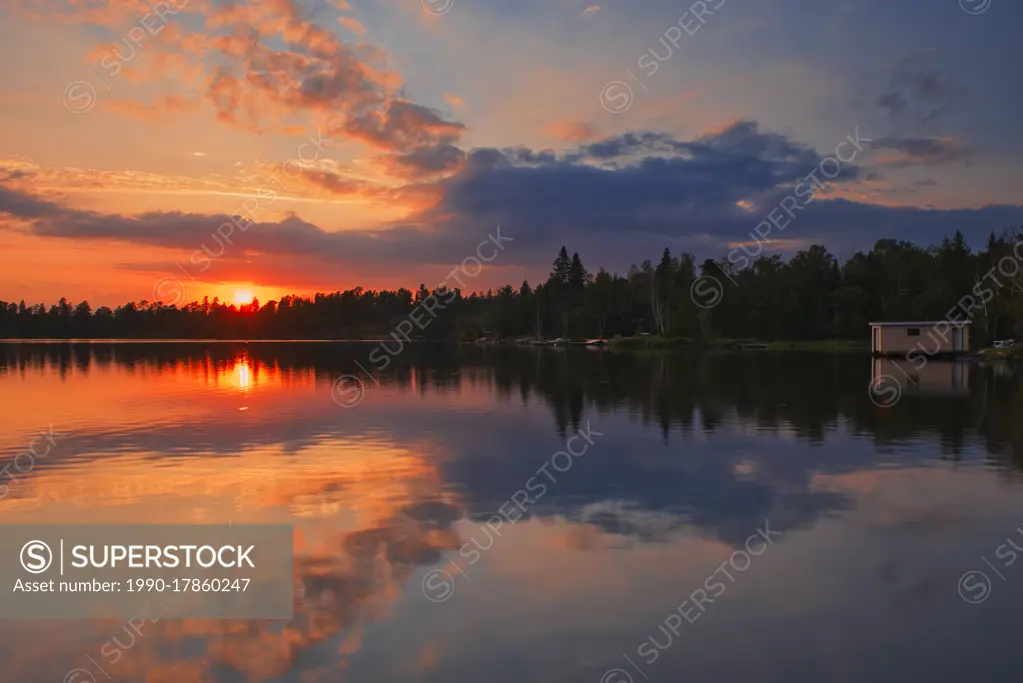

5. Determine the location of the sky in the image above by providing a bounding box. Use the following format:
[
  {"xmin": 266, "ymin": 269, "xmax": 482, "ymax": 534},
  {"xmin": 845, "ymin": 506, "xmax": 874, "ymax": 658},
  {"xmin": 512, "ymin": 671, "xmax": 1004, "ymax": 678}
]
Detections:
[{"xmin": 0, "ymin": 0, "xmax": 1021, "ymax": 307}]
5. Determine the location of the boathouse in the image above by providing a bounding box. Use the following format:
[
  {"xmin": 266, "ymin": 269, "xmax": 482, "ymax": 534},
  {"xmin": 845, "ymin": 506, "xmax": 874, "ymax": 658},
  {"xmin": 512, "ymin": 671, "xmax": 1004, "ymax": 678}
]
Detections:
[{"xmin": 869, "ymin": 321, "xmax": 971, "ymax": 356}]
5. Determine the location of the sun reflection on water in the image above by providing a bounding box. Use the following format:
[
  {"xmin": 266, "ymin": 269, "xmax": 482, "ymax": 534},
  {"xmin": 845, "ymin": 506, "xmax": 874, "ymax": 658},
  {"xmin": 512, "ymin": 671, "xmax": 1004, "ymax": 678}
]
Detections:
[{"xmin": 235, "ymin": 355, "xmax": 251, "ymax": 392}]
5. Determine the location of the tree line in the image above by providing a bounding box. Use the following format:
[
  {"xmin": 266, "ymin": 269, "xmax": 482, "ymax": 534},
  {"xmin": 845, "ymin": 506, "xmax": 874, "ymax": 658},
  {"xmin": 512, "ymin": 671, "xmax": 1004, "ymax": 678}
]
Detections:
[{"xmin": 2, "ymin": 229, "xmax": 1023, "ymax": 342}]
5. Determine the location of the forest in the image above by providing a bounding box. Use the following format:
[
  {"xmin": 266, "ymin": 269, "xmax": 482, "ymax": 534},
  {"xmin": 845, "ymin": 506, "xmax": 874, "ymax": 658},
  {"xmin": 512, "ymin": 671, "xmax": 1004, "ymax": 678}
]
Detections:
[{"xmin": 2, "ymin": 229, "xmax": 1022, "ymax": 343}]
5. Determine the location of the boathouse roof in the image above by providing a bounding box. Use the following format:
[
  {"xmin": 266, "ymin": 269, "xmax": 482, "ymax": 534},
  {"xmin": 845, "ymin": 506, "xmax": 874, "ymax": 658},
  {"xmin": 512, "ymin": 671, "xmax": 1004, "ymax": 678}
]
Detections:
[{"xmin": 868, "ymin": 321, "xmax": 972, "ymax": 327}]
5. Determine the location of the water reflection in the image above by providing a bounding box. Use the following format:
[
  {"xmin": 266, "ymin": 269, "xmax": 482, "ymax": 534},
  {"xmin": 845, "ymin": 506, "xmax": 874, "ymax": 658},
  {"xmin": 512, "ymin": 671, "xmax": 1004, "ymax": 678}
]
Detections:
[
  {"xmin": 1, "ymin": 343, "xmax": 1022, "ymax": 682},
  {"xmin": 872, "ymin": 357, "xmax": 971, "ymax": 396}
]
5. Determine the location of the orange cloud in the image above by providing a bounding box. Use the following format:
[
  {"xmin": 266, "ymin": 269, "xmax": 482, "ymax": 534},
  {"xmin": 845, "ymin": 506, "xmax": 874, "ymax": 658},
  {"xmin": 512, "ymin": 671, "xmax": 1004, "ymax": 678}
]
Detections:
[
  {"xmin": 106, "ymin": 94, "xmax": 197, "ymax": 121},
  {"xmin": 337, "ymin": 16, "xmax": 367, "ymax": 35},
  {"xmin": 545, "ymin": 120, "xmax": 596, "ymax": 142},
  {"xmin": 443, "ymin": 93, "xmax": 466, "ymax": 108}
]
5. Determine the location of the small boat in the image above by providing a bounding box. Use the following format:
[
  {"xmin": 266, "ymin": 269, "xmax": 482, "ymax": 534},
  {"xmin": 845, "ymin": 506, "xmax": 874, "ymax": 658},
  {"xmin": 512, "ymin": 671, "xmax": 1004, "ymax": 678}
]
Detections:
[
  {"xmin": 583, "ymin": 338, "xmax": 608, "ymax": 346},
  {"xmin": 550, "ymin": 337, "xmax": 571, "ymax": 346}
]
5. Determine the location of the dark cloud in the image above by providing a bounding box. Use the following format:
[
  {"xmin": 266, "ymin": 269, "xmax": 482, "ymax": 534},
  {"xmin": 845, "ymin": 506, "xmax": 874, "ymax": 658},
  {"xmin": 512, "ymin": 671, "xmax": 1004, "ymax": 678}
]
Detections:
[
  {"xmin": 340, "ymin": 99, "xmax": 465, "ymax": 152},
  {"xmin": 692, "ymin": 120, "xmax": 824, "ymax": 166},
  {"xmin": 381, "ymin": 142, "xmax": 467, "ymax": 179},
  {"xmin": 0, "ymin": 184, "xmax": 469, "ymax": 272},
  {"xmin": 876, "ymin": 54, "xmax": 967, "ymax": 123},
  {"xmin": 419, "ymin": 120, "xmax": 862, "ymax": 249},
  {"xmin": 876, "ymin": 92, "xmax": 907, "ymax": 117},
  {"xmin": 873, "ymin": 136, "xmax": 973, "ymax": 167},
  {"xmin": 501, "ymin": 146, "xmax": 559, "ymax": 166},
  {"xmin": 399, "ymin": 120, "xmax": 1016, "ymax": 267},
  {"xmin": 0, "ymin": 184, "xmax": 65, "ymax": 219},
  {"xmin": 0, "ymin": 170, "xmax": 27, "ymax": 183},
  {"xmin": 565, "ymin": 122, "xmax": 826, "ymax": 181},
  {"xmin": 2, "ymin": 121, "xmax": 1020, "ymax": 284},
  {"xmin": 569, "ymin": 131, "xmax": 684, "ymax": 161}
]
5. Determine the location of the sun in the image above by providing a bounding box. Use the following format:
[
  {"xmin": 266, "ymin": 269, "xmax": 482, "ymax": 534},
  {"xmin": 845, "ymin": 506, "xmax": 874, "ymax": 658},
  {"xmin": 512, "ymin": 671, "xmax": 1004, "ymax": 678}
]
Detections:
[{"xmin": 234, "ymin": 289, "xmax": 254, "ymax": 306}]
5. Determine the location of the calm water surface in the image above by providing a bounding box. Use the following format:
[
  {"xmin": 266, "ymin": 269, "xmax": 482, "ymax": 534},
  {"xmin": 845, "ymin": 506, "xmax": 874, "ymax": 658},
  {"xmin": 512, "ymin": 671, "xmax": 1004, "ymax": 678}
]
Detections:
[{"xmin": 1, "ymin": 342, "xmax": 1022, "ymax": 683}]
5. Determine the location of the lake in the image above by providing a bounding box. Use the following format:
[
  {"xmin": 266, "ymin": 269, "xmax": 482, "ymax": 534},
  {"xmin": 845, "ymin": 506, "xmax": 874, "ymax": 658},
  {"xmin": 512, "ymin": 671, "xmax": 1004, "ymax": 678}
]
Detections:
[{"xmin": 1, "ymin": 342, "xmax": 1022, "ymax": 683}]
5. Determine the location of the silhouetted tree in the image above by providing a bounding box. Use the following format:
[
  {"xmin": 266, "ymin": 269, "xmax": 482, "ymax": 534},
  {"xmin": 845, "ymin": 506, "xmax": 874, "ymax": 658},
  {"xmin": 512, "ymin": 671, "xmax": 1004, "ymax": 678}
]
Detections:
[{"xmin": 5, "ymin": 230, "xmax": 1023, "ymax": 343}]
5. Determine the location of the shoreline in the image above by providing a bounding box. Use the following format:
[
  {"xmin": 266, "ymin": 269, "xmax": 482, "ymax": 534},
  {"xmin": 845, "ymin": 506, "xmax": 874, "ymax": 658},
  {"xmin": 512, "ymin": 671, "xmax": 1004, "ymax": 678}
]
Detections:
[
  {"xmin": 5, "ymin": 337, "xmax": 1018, "ymax": 359},
  {"xmin": 0, "ymin": 337, "xmax": 872, "ymax": 353}
]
